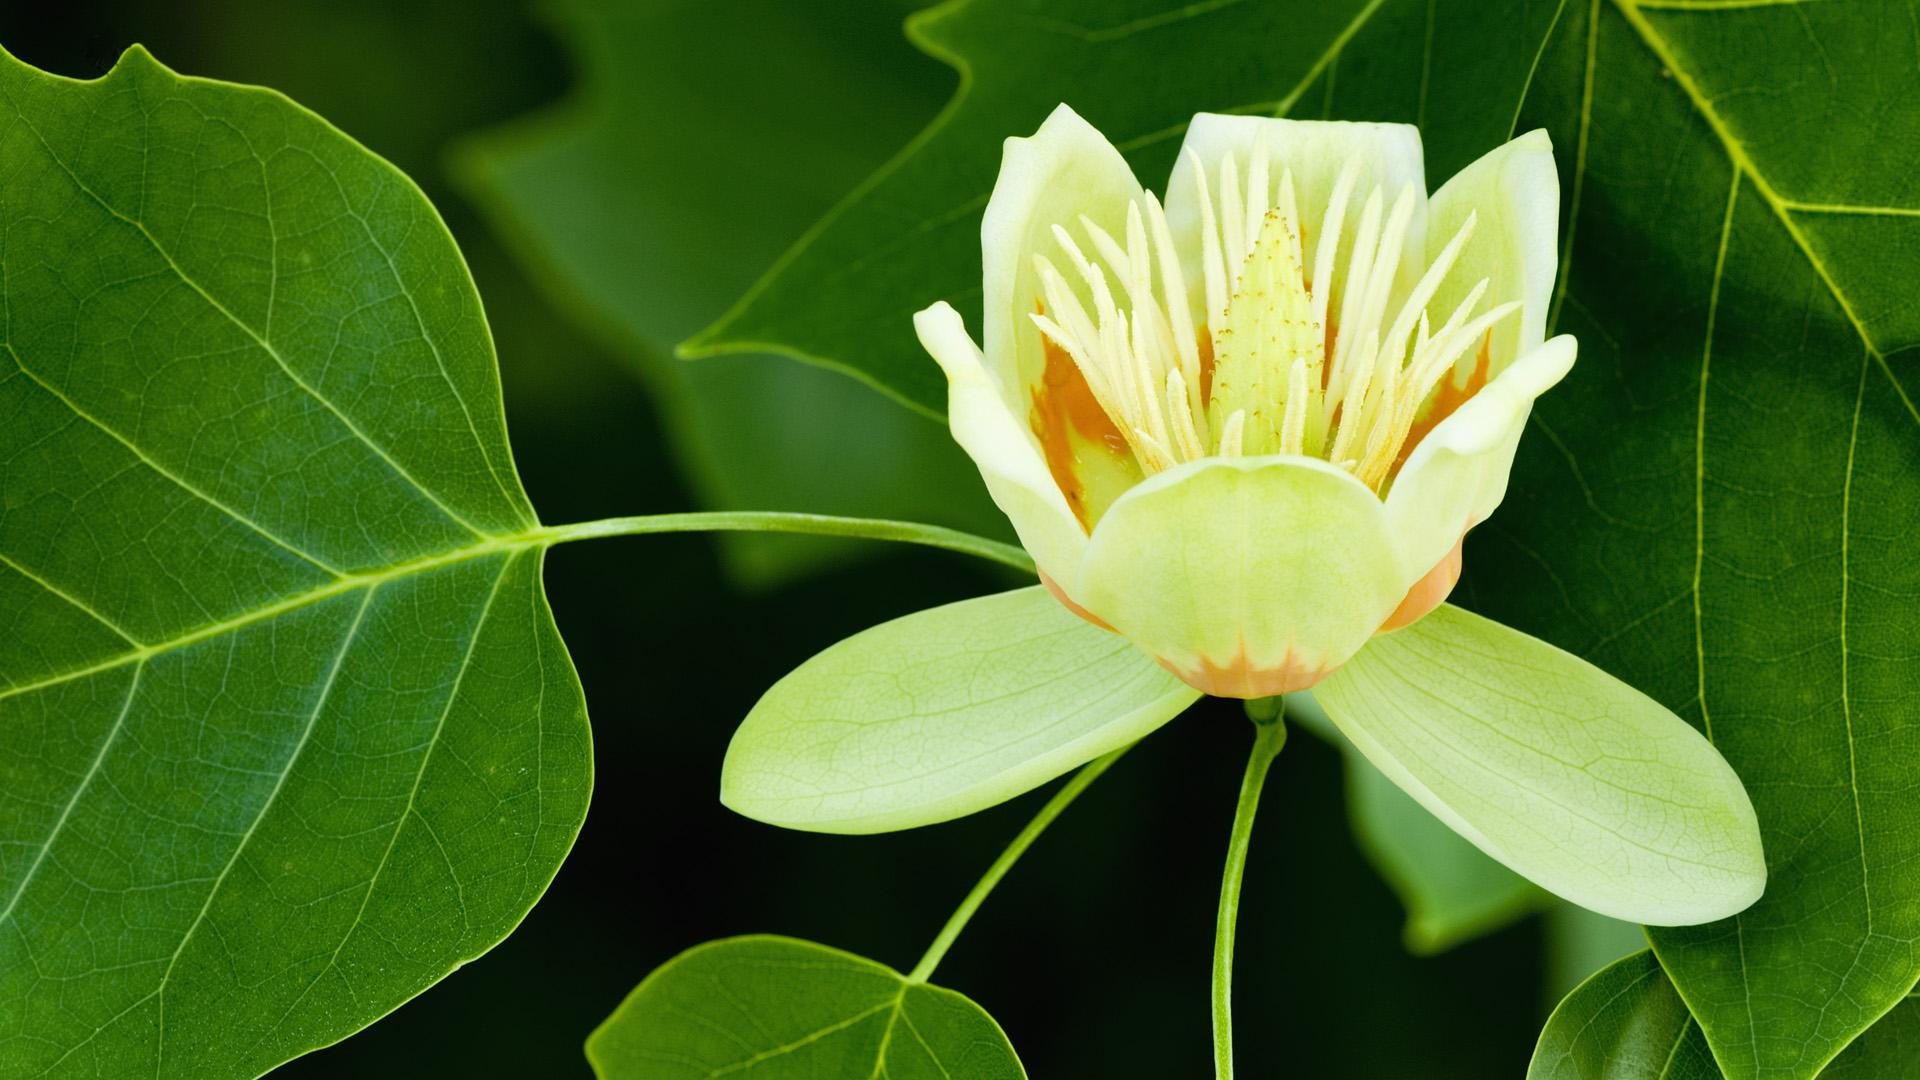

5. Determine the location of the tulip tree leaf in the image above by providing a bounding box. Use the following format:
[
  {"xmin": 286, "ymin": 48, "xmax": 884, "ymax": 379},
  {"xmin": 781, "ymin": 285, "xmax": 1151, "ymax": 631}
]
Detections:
[
  {"xmin": 585, "ymin": 936, "xmax": 1025, "ymax": 1080},
  {"xmin": 453, "ymin": 0, "xmax": 1013, "ymax": 586},
  {"xmin": 1490, "ymin": 3, "xmax": 1920, "ymax": 1076},
  {"xmin": 687, "ymin": 0, "xmax": 1920, "ymax": 1072},
  {"xmin": 0, "ymin": 45, "xmax": 590, "ymax": 1077},
  {"xmin": 683, "ymin": 0, "xmax": 1572, "ymax": 412},
  {"xmin": 1530, "ymin": 952, "xmax": 1920, "ymax": 1080}
]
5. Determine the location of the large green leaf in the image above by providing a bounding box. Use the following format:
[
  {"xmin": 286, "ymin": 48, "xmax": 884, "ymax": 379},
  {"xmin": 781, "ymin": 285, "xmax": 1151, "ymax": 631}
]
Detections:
[
  {"xmin": 454, "ymin": 0, "xmax": 1012, "ymax": 585},
  {"xmin": 0, "ymin": 46, "xmax": 590, "ymax": 1075},
  {"xmin": 688, "ymin": 0, "xmax": 1920, "ymax": 1073},
  {"xmin": 585, "ymin": 936, "xmax": 1025, "ymax": 1079},
  {"xmin": 1530, "ymin": 950, "xmax": 1719, "ymax": 1080},
  {"xmin": 684, "ymin": 0, "xmax": 1570, "ymax": 412},
  {"xmin": 1530, "ymin": 952, "xmax": 1920, "ymax": 1080},
  {"xmin": 1496, "ymin": 3, "xmax": 1920, "ymax": 1076}
]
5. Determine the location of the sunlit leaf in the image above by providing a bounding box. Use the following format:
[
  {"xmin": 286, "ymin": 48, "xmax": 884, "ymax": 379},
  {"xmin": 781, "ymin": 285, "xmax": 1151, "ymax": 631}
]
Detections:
[
  {"xmin": 1528, "ymin": 950, "xmax": 1720, "ymax": 1080},
  {"xmin": 723, "ymin": 586, "xmax": 1196, "ymax": 833},
  {"xmin": 0, "ymin": 46, "xmax": 590, "ymax": 1076},
  {"xmin": 684, "ymin": 0, "xmax": 1569, "ymax": 412},
  {"xmin": 585, "ymin": 936, "xmax": 1024, "ymax": 1080},
  {"xmin": 454, "ymin": 0, "xmax": 1012, "ymax": 585},
  {"xmin": 1530, "ymin": 951, "xmax": 1920, "ymax": 1080}
]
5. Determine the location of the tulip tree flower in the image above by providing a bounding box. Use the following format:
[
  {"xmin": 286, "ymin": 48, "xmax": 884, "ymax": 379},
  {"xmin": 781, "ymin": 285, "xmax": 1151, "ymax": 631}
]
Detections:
[{"xmin": 723, "ymin": 107, "xmax": 1765, "ymax": 932}]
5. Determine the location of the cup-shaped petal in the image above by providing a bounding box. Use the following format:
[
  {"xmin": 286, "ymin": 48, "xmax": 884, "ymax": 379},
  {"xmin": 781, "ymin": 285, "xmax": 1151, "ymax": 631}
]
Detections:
[
  {"xmin": 722, "ymin": 586, "xmax": 1200, "ymax": 833},
  {"xmin": 1162, "ymin": 114, "xmax": 1427, "ymax": 331},
  {"xmin": 1385, "ymin": 334, "xmax": 1577, "ymax": 577},
  {"xmin": 983, "ymin": 103, "xmax": 1145, "ymax": 391},
  {"xmin": 1314, "ymin": 604, "xmax": 1766, "ymax": 926},
  {"xmin": 979, "ymin": 104, "xmax": 1147, "ymax": 528},
  {"xmin": 916, "ymin": 302, "xmax": 1089, "ymax": 582},
  {"xmin": 1425, "ymin": 128, "xmax": 1560, "ymax": 372},
  {"xmin": 1071, "ymin": 456, "xmax": 1412, "ymax": 697}
]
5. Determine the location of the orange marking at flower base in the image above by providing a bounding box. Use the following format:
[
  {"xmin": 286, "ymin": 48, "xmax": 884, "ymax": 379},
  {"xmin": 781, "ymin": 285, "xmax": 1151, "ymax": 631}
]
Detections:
[
  {"xmin": 1038, "ymin": 569, "xmax": 1115, "ymax": 632},
  {"xmin": 1380, "ymin": 536, "xmax": 1464, "ymax": 633},
  {"xmin": 1392, "ymin": 329, "xmax": 1493, "ymax": 478},
  {"xmin": 1030, "ymin": 304, "xmax": 1127, "ymax": 531},
  {"xmin": 1161, "ymin": 644, "xmax": 1331, "ymax": 699}
]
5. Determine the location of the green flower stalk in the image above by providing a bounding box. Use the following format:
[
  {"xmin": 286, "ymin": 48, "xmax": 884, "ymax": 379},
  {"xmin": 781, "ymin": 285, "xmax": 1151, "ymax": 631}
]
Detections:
[{"xmin": 723, "ymin": 107, "xmax": 1765, "ymax": 930}]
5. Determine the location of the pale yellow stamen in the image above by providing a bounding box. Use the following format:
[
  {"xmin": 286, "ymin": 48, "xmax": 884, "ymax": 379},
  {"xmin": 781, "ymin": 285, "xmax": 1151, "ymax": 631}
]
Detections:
[{"xmin": 1028, "ymin": 145, "xmax": 1519, "ymax": 493}]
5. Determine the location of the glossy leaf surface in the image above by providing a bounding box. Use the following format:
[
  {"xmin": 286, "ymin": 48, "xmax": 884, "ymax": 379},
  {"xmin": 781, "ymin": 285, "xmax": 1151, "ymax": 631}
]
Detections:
[
  {"xmin": 455, "ymin": 0, "xmax": 1011, "ymax": 584},
  {"xmin": 1531, "ymin": 951, "xmax": 1920, "ymax": 1080},
  {"xmin": 0, "ymin": 47, "xmax": 590, "ymax": 1076},
  {"xmin": 586, "ymin": 936, "xmax": 1024, "ymax": 1080}
]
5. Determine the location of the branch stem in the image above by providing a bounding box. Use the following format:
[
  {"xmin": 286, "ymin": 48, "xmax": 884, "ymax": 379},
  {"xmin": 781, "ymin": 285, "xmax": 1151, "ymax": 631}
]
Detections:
[
  {"xmin": 909, "ymin": 746, "xmax": 1129, "ymax": 983},
  {"xmin": 1214, "ymin": 703, "xmax": 1287, "ymax": 1080}
]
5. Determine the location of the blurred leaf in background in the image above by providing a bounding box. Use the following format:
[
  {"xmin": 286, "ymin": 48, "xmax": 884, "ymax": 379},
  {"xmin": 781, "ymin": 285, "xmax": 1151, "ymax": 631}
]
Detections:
[{"xmin": 456, "ymin": 0, "xmax": 1013, "ymax": 585}]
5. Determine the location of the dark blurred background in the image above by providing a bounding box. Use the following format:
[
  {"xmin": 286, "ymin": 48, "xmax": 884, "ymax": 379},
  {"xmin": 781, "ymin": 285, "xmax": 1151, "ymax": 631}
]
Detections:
[{"xmin": 0, "ymin": 3, "xmax": 1548, "ymax": 1075}]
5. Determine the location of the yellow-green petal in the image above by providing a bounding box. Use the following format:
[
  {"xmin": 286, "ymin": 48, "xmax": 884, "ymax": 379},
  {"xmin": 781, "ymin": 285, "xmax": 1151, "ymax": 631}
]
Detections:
[
  {"xmin": 916, "ymin": 302, "xmax": 1087, "ymax": 581},
  {"xmin": 721, "ymin": 586, "xmax": 1199, "ymax": 833},
  {"xmin": 1072, "ymin": 455, "xmax": 1410, "ymax": 697},
  {"xmin": 1315, "ymin": 605, "xmax": 1765, "ymax": 926},
  {"xmin": 982, "ymin": 103, "xmax": 1144, "ymax": 393},
  {"xmin": 1162, "ymin": 114, "xmax": 1427, "ymax": 328},
  {"xmin": 1385, "ymin": 334, "xmax": 1576, "ymax": 577},
  {"xmin": 1425, "ymin": 128, "xmax": 1560, "ymax": 374}
]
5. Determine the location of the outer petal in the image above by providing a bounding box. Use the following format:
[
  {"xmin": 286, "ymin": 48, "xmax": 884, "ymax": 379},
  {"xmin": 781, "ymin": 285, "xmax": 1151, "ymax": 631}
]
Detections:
[
  {"xmin": 1426, "ymin": 128, "xmax": 1559, "ymax": 374},
  {"xmin": 1315, "ymin": 605, "xmax": 1766, "ymax": 926},
  {"xmin": 721, "ymin": 587, "xmax": 1200, "ymax": 833},
  {"xmin": 916, "ymin": 302, "xmax": 1087, "ymax": 581},
  {"xmin": 1072, "ymin": 455, "xmax": 1411, "ymax": 697},
  {"xmin": 1385, "ymin": 334, "xmax": 1577, "ymax": 578},
  {"xmin": 982, "ymin": 103, "xmax": 1144, "ymax": 392},
  {"xmin": 1162, "ymin": 115, "xmax": 1428, "ymax": 328},
  {"xmin": 980, "ymin": 103, "xmax": 1147, "ymax": 526}
]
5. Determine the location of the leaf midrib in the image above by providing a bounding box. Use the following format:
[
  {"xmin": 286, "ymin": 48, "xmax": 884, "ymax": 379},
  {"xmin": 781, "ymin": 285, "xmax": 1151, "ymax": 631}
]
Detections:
[
  {"xmin": 1613, "ymin": 2, "xmax": 1908, "ymax": 1074},
  {"xmin": 0, "ymin": 68, "xmax": 526, "ymax": 547},
  {"xmin": 0, "ymin": 530, "xmax": 539, "ymax": 704}
]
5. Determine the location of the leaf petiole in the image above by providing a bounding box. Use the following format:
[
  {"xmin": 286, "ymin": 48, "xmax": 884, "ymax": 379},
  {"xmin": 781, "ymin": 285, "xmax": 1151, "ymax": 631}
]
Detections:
[
  {"xmin": 907, "ymin": 746, "xmax": 1130, "ymax": 983},
  {"xmin": 535, "ymin": 511, "xmax": 1034, "ymax": 572},
  {"xmin": 1214, "ymin": 701, "xmax": 1288, "ymax": 1080}
]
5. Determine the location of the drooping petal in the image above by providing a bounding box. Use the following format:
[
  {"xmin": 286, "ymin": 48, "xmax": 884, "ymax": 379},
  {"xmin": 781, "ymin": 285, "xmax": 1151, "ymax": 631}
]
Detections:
[
  {"xmin": 1384, "ymin": 334, "xmax": 1577, "ymax": 582},
  {"xmin": 721, "ymin": 587, "xmax": 1200, "ymax": 834},
  {"xmin": 1071, "ymin": 455, "xmax": 1411, "ymax": 697},
  {"xmin": 1314, "ymin": 605, "xmax": 1766, "ymax": 926},
  {"xmin": 1424, "ymin": 128, "xmax": 1559, "ymax": 376},
  {"xmin": 916, "ymin": 302, "xmax": 1089, "ymax": 581},
  {"xmin": 981, "ymin": 103, "xmax": 1148, "ymax": 526},
  {"xmin": 1162, "ymin": 114, "xmax": 1427, "ymax": 332}
]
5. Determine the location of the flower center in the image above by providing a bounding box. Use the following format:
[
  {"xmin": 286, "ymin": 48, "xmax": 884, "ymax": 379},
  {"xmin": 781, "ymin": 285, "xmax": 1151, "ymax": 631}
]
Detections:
[{"xmin": 1029, "ymin": 138, "xmax": 1518, "ymax": 493}]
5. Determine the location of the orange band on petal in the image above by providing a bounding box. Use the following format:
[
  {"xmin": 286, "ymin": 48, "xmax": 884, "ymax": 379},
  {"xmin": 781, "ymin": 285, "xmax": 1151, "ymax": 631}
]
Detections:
[
  {"xmin": 1038, "ymin": 568, "xmax": 1116, "ymax": 632},
  {"xmin": 1159, "ymin": 645, "xmax": 1331, "ymax": 699},
  {"xmin": 1379, "ymin": 536, "xmax": 1464, "ymax": 633}
]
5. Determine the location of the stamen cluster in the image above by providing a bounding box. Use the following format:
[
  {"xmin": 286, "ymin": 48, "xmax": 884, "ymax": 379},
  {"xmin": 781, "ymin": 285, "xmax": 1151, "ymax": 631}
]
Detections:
[{"xmin": 1030, "ymin": 135, "xmax": 1517, "ymax": 492}]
